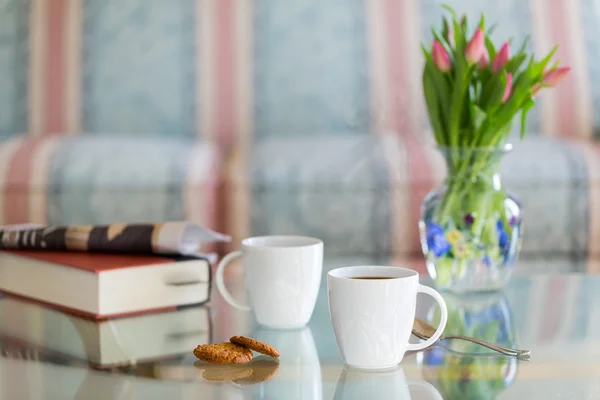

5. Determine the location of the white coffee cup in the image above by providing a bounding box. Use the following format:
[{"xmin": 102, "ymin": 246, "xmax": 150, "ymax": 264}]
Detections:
[
  {"xmin": 216, "ymin": 235, "xmax": 323, "ymax": 329},
  {"xmin": 328, "ymin": 266, "xmax": 448, "ymax": 369}
]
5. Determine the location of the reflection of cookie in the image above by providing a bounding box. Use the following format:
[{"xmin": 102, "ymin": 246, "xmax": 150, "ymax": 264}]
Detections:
[
  {"xmin": 200, "ymin": 364, "xmax": 253, "ymax": 381},
  {"xmin": 193, "ymin": 343, "xmax": 253, "ymax": 364},
  {"xmin": 233, "ymin": 356, "xmax": 280, "ymax": 386},
  {"xmin": 229, "ymin": 336, "xmax": 280, "ymax": 358}
]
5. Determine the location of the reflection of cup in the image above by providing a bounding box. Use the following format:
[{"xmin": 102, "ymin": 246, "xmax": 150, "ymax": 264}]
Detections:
[
  {"xmin": 216, "ymin": 236, "xmax": 323, "ymax": 329},
  {"xmin": 328, "ymin": 266, "xmax": 448, "ymax": 369},
  {"xmin": 334, "ymin": 366, "xmax": 443, "ymax": 400},
  {"xmin": 248, "ymin": 327, "xmax": 322, "ymax": 400}
]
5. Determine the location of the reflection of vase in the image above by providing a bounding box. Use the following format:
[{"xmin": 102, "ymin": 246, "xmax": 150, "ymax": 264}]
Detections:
[
  {"xmin": 427, "ymin": 291, "xmax": 516, "ymax": 350},
  {"xmin": 249, "ymin": 327, "xmax": 322, "ymax": 400},
  {"xmin": 334, "ymin": 366, "xmax": 442, "ymax": 400},
  {"xmin": 419, "ymin": 145, "xmax": 523, "ymax": 293},
  {"xmin": 417, "ymin": 292, "xmax": 518, "ymax": 399}
]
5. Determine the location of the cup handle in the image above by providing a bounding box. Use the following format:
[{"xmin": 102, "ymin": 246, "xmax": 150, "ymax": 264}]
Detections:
[
  {"xmin": 406, "ymin": 284, "xmax": 448, "ymax": 352},
  {"xmin": 215, "ymin": 250, "xmax": 251, "ymax": 311},
  {"xmin": 407, "ymin": 381, "xmax": 443, "ymax": 400}
]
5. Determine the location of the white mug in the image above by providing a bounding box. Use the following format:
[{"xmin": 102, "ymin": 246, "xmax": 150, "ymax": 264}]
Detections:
[
  {"xmin": 216, "ymin": 235, "xmax": 323, "ymax": 329},
  {"xmin": 328, "ymin": 266, "xmax": 448, "ymax": 369}
]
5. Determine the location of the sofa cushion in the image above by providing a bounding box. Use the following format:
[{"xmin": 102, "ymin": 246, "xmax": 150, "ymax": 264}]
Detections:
[
  {"xmin": 223, "ymin": 135, "xmax": 599, "ymax": 259},
  {"xmin": 0, "ymin": 136, "xmax": 222, "ymax": 231}
]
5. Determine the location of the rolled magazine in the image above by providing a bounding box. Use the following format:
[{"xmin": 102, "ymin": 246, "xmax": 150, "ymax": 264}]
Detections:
[{"xmin": 0, "ymin": 221, "xmax": 230, "ymax": 259}]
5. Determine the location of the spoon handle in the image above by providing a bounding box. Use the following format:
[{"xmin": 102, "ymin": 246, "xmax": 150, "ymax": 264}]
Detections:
[{"xmin": 443, "ymin": 335, "xmax": 531, "ymax": 356}]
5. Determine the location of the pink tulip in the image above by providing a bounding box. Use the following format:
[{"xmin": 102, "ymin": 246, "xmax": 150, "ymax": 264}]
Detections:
[
  {"xmin": 502, "ymin": 73, "xmax": 513, "ymax": 103},
  {"xmin": 492, "ymin": 42, "xmax": 510, "ymax": 73},
  {"xmin": 479, "ymin": 48, "xmax": 490, "ymax": 69},
  {"xmin": 448, "ymin": 28, "xmax": 455, "ymax": 47},
  {"xmin": 432, "ymin": 40, "xmax": 451, "ymax": 72},
  {"xmin": 465, "ymin": 28, "xmax": 485, "ymax": 64},
  {"xmin": 542, "ymin": 67, "xmax": 571, "ymax": 87}
]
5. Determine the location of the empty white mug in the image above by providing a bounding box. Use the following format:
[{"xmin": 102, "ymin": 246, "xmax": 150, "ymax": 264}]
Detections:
[
  {"xmin": 216, "ymin": 235, "xmax": 323, "ymax": 329},
  {"xmin": 328, "ymin": 266, "xmax": 448, "ymax": 369}
]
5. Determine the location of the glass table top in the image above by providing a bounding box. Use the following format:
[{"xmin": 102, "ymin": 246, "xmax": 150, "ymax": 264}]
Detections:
[{"xmin": 0, "ymin": 258, "xmax": 599, "ymax": 399}]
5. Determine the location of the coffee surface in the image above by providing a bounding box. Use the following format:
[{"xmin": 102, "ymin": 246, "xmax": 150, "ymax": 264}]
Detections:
[{"xmin": 351, "ymin": 276, "xmax": 394, "ymax": 280}]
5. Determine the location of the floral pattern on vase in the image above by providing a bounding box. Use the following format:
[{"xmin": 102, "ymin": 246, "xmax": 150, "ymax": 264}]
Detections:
[{"xmin": 420, "ymin": 146, "xmax": 523, "ymax": 292}]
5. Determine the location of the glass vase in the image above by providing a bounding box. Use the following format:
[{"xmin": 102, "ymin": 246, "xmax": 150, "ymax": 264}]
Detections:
[{"xmin": 419, "ymin": 145, "xmax": 523, "ymax": 292}]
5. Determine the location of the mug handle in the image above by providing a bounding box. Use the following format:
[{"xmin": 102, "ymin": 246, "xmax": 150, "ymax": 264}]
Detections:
[
  {"xmin": 407, "ymin": 381, "xmax": 443, "ymax": 400},
  {"xmin": 215, "ymin": 251, "xmax": 252, "ymax": 311},
  {"xmin": 406, "ymin": 284, "xmax": 448, "ymax": 352}
]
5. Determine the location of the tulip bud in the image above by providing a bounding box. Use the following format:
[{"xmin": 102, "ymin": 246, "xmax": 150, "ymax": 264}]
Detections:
[
  {"xmin": 479, "ymin": 48, "xmax": 490, "ymax": 70},
  {"xmin": 542, "ymin": 67, "xmax": 571, "ymax": 87},
  {"xmin": 492, "ymin": 42, "xmax": 510, "ymax": 73},
  {"xmin": 432, "ymin": 40, "xmax": 451, "ymax": 72},
  {"xmin": 465, "ymin": 28, "xmax": 485, "ymax": 64},
  {"xmin": 502, "ymin": 73, "xmax": 513, "ymax": 103}
]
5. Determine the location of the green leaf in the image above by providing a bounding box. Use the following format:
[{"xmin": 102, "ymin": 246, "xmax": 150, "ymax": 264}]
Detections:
[
  {"xmin": 448, "ymin": 62, "xmax": 472, "ymax": 146},
  {"xmin": 533, "ymin": 45, "xmax": 558, "ymax": 77},
  {"xmin": 442, "ymin": 17, "xmax": 450, "ymax": 41},
  {"xmin": 548, "ymin": 60, "xmax": 560, "ymax": 73},
  {"xmin": 487, "ymin": 23, "xmax": 498, "ymax": 36},
  {"xmin": 517, "ymin": 35, "xmax": 531, "ymax": 55},
  {"xmin": 493, "ymin": 69, "xmax": 534, "ymax": 130},
  {"xmin": 481, "ymin": 71, "xmax": 507, "ymax": 109},
  {"xmin": 484, "ymin": 36, "xmax": 497, "ymax": 61},
  {"xmin": 472, "ymin": 104, "xmax": 487, "ymax": 131},
  {"xmin": 506, "ymin": 53, "xmax": 528, "ymax": 74},
  {"xmin": 423, "ymin": 69, "xmax": 447, "ymax": 145},
  {"xmin": 442, "ymin": 3, "xmax": 458, "ymax": 19},
  {"xmin": 453, "ymin": 18, "xmax": 465, "ymax": 54},
  {"xmin": 520, "ymin": 98, "xmax": 535, "ymax": 139},
  {"xmin": 422, "ymin": 48, "xmax": 452, "ymax": 121},
  {"xmin": 478, "ymin": 13, "xmax": 485, "ymax": 31},
  {"xmin": 432, "ymin": 28, "xmax": 453, "ymax": 51},
  {"xmin": 460, "ymin": 14, "xmax": 468, "ymax": 32}
]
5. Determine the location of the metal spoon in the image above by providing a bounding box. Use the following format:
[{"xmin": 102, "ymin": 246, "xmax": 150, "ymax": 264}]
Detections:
[{"xmin": 412, "ymin": 318, "xmax": 531, "ymax": 357}]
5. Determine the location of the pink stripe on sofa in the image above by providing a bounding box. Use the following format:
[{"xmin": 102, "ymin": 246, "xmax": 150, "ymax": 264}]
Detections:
[
  {"xmin": 548, "ymin": 0, "xmax": 591, "ymax": 139},
  {"xmin": 532, "ymin": 0, "xmax": 592, "ymax": 138},
  {"xmin": 0, "ymin": 138, "xmax": 26, "ymax": 225},
  {"xmin": 572, "ymin": 142, "xmax": 600, "ymax": 261},
  {"xmin": 184, "ymin": 144, "xmax": 222, "ymax": 254},
  {"xmin": 539, "ymin": 276, "xmax": 567, "ymax": 342},
  {"xmin": 4, "ymin": 139, "xmax": 44, "ymax": 224},
  {"xmin": 366, "ymin": 0, "xmax": 432, "ymax": 254},
  {"xmin": 384, "ymin": 0, "xmax": 431, "ymax": 254},
  {"xmin": 196, "ymin": 0, "xmax": 252, "ymax": 143},
  {"xmin": 28, "ymin": 138, "xmax": 60, "ymax": 224},
  {"xmin": 215, "ymin": 0, "xmax": 236, "ymax": 144},
  {"xmin": 588, "ymin": 143, "xmax": 600, "ymax": 259},
  {"xmin": 28, "ymin": 0, "xmax": 81, "ymax": 136},
  {"xmin": 44, "ymin": 0, "xmax": 67, "ymax": 133}
]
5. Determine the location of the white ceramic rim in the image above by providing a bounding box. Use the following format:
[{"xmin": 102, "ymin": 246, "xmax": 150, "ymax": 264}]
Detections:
[
  {"xmin": 241, "ymin": 235, "xmax": 323, "ymax": 249},
  {"xmin": 328, "ymin": 266, "xmax": 418, "ymax": 280}
]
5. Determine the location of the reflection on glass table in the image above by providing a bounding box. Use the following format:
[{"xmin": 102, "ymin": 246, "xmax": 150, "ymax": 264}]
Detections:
[
  {"xmin": 0, "ymin": 258, "xmax": 599, "ymax": 399},
  {"xmin": 417, "ymin": 292, "xmax": 518, "ymax": 399}
]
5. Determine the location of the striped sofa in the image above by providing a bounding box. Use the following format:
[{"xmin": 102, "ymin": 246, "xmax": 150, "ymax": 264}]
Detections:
[{"xmin": 0, "ymin": 0, "xmax": 599, "ymax": 268}]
